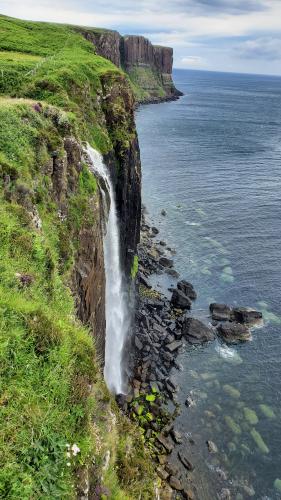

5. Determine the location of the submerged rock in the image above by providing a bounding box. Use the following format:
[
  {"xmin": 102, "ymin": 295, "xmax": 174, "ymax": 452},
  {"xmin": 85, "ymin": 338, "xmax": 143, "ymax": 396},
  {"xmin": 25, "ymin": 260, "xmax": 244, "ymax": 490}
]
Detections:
[
  {"xmin": 250, "ymin": 428, "xmax": 269, "ymax": 454},
  {"xmin": 210, "ymin": 303, "xmax": 232, "ymax": 321},
  {"xmin": 224, "ymin": 416, "xmax": 241, "ymax": 435},
  {"xmin": 178, "ymin": 451, "xmax": 194, "ymax": 471},
  {"xmin": 259, "ymin": 404, "xmax": 276, "ymax": 419},
  {"xmin": 217, "ymin": 322, "xmax": 251, "ymax": 343},
  {"xmin": 183, "ymin": 318, "xmax": 215, "ymax": 344},
  {"xmin": 274, "ymin": 478, "xmax": 281, "ymax": 493},
  {"xmin": 243, "ymin": 407, "xmax": 258, "ymax": 425},
  {"xmin": 223, "ymin": 384, "xmax": 240, "ymax": 399},
  {"xmin": 159, "ymin": 256, "xmax": 173, "ymax": 268},
  {"xmin": 206, "ymin": 440, "xmax": 218, "ymax": 453}
]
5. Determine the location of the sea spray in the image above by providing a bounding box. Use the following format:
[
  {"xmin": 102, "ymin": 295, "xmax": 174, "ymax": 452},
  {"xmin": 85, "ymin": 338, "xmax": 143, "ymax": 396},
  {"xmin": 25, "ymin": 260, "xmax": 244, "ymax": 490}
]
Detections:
[{"xmin": 86, "ymin": 145, "xmax": 130, "ymax": 395}]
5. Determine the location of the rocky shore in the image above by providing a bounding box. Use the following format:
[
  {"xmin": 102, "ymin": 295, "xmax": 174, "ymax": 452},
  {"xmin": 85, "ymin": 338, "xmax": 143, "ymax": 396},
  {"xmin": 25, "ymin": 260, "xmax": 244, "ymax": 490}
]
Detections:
[{"xmin": 119, "ymin": 207, "xmax": 263, "ymax": 499}]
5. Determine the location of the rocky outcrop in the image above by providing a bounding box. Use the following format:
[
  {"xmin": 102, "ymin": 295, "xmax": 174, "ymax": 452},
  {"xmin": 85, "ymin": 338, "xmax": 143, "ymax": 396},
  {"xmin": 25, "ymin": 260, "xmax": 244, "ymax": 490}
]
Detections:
[
  {"xmin": 77, "ymin": 27, "xmax": 121, "ymax": 67},
  {"xmin": 77, "ymin": 28, "xmax": 182, "ymax": 103}
]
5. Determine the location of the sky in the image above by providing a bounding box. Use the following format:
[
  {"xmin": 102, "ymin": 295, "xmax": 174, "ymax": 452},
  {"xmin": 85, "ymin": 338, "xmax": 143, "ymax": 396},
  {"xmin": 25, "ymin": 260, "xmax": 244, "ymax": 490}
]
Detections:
[{"xmin": 1, "ymin": 0, "xmax": 281, "ymax": 75}]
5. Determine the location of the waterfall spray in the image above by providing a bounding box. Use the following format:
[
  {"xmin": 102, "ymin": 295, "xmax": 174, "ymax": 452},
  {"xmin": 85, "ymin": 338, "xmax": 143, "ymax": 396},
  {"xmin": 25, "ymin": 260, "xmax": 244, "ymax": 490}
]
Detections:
[{"xmin": 86, "ymin": 145, "xmax": 130, "ymax": 395}]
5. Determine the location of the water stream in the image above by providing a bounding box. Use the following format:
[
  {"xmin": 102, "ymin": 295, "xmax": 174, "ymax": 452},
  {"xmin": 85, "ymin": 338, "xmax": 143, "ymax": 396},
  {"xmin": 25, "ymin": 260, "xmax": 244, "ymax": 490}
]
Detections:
[{"xmin": 86, "ymin": 145, "xmax": 129, "ymax": 395}]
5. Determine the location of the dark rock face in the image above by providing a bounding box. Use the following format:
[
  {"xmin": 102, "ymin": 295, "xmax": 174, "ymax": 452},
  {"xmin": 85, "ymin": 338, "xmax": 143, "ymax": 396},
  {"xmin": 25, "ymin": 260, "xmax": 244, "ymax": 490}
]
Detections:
[
  {"xmin": 210, "ymin": 303, "xmax": 232, "ymax": 321},
  {"xmin": 77, "ymin": 28, "xmax": 121, "ymax": 67},
  {"xmin": 101, "ymin": 73, "xmax": 141, "ymax": 274},
  {"xmin": 171, "ymin": 289, "xmax": 192, "ymax": 310},
  {"xmin": 78, "ymin": 28, "xmax": 182, "ymax": 103},
  {"xmin": 217, "ymin": 322, "xmax": 251, "ymax": 343},
  {"xmin": 232, "ymin": 307, "xmax": 262, "ymax": 324},
  {"xmin": 183, "ymin": 318, "xmax": 215, "ymax": 344},
  {"xmin": 177, "ymin": 280, "xmax": 197, "ymax": 300}
]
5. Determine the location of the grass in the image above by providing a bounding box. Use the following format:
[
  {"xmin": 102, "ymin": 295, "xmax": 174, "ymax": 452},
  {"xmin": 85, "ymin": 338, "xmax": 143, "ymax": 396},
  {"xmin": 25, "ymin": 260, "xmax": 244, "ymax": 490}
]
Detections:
[{"xmin": 0, "ymin": 14, "xmax": 156, "ymax": 498}]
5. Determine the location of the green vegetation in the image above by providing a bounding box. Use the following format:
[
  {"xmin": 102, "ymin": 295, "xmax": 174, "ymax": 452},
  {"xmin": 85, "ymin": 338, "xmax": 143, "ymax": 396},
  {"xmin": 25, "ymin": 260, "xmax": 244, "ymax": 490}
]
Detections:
[
  {"xmin": 0, "ymin": 14, "xmax": 155, "ymax": 499},
  {"xmin": 126, "ymin": 66, "xmax": 166, "ymax": 102},
  {"xmin": 130, "ymin": 254, "xmax": 138, "ymax": 279}
]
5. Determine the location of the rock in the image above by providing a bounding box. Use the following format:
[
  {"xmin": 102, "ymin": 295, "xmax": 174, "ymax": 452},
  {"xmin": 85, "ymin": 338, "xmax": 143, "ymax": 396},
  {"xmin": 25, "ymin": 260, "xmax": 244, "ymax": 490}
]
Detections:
[
  {"xmin": 166, "ymin": 340, "xmax": 182, "ymax": 353},
  {"xmin": 159, "ymin": 256, "xmax": 173, "ymax": 268},
  {"xmin": 134, "ymin": 336, "xmax": 143, "ymax": 350},
  {"xmin": 178, "ymin": 451, "xmax": 194, "ymax": 471},
  {"xmin": 165, "ymin": 463, "xmax": 179, "ymax": 476},
  {"xmin": 217, "ymin": 322, "xmax": 251, "ymax": 343},
  {"xmin": 250, "ymin": 428, "xmax": 269, "ymax": 454},
  {"xmin": 157, "ymin": 467, "xmax": 169, "ymax": 481},
  {"xmin": 161, "ymin": 209, "xmax": 167, "ymax": 216},
  {"xmin": 157, "ymin": 434, "xmax": 174, "ymax": 454},
  {"xmin": 210, "ymin": 303, "xmax": 232, "ymax": 321},
  {"xmin": 159, "ymin": 240, "xmax": 166, "ymax": 246},
  {"xmin": 151, "ymin": 227, "xmax": 159, "ymax": 235},
  {"xmin": 169, "ymin": 476, "xmax": 183, "ymax": 491},
  {"xmin": 15, "ymin": 273, "xmax": 34, "ymax": 287},
  {"xmin": 243, "ymin": 407, "xmax": 258, "ymax": 425},
  {"xmin": 223, "ymin": 384, "xmax": 240, "ymax": 399},
  {"xmin": 274, "ymin": 478, "xmax": 281, "ymax": 493},
  {"xmin": 259, "ymin": 404, "xmax": 276, "ymax": 419},
  {"xmin": 183, "ymin": 318, "xmax": 215, "ymax": 344},
  {"xmin": 138, "ymin": 273, "xmax": 151, "ymax": 288},
  {"xmin": 158, "ymin": 455, "xmax": 168, "ymax": 465},
  {"xmin": 219, "ymin": 488, "xmax": 231, "ymax": 500},
  {"xmin": 177, "ymin": 280, "xmax": 197, "ymax": 300},
  {"xmin": 224, "ymin": 416, "xmax": 241, "ymax": 435},
  {"xmin": 185, "ymin": 396, "xmax": 195, "ymax": 407},
  {"xmin": 171, "ymin": 429, "xmax": 183, "ymax": 444},
  {"xmin": 233, "ymin": 306, "xmax": 262, "ymax": 324},
  {"xmin": 160, "ymin": 486, "xmax": 173, "ymax": 500},
  {"xmin": 183, "ymin": 489, "xmax": 195, "ymax": 500},
  {"xmin": 206, "ymin": 440, "xmax": 218, "ymax": 453},
  {"xmin": 166, "ymin": 269, "xmax": 180, "ymax": 278},
  {"xmin": 171, "ymin": 289, "xmax": 192, "ymax": 310}
]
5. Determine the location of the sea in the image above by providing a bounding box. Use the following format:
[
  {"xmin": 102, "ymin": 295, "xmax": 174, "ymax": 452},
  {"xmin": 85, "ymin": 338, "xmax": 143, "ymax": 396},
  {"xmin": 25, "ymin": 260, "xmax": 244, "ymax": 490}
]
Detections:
[{"xmin": 135, "ymin": 69, "xmax": 281, "ymax": 499}]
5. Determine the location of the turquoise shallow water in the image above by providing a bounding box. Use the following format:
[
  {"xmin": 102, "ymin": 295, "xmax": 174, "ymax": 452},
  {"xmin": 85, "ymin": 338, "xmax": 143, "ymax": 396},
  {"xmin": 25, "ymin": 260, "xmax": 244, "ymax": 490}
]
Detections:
[{"xmin": 136, "ymin": 69, "xmax": 281, "ymax": 499}]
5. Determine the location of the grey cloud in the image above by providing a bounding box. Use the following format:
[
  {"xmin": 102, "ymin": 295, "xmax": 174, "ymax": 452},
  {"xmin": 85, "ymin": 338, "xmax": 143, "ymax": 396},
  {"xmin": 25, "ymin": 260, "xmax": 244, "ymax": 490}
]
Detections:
[{"xmin": 236, "ymin": 37, "xmax": 281, "ymax": 60}]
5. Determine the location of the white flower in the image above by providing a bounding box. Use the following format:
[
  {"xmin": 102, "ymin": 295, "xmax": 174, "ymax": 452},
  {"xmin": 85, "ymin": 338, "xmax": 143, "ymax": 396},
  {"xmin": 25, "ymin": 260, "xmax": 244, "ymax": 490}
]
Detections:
[
  {"xmin": 66, "ymin": 452, "xmax": 71, "ymax": 458},
  {"xmin": 71, "ymin": 444, "xmax": 80, "ymax": 456},
  {"xmin": 67, "ymin": 462, "xmax": 71, "ymax": 467}
]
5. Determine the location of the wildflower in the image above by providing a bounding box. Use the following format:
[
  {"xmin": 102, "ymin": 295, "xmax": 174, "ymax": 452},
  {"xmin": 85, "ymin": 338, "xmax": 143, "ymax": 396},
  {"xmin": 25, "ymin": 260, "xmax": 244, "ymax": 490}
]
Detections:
[{"xmin": 71, "ymin": 444, "xmax": 80, "ymax": 456}]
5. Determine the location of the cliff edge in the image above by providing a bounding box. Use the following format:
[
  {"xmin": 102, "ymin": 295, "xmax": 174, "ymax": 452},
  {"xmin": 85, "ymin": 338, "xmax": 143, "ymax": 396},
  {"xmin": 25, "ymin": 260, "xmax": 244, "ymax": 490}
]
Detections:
[{"xmin": 77, "ymin": 27, "xmax": 182, "ymax": 103}]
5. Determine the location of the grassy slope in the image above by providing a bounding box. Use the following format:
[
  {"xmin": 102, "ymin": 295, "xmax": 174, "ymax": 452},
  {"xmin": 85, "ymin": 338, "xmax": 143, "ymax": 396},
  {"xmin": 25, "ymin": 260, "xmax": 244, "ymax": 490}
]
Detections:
[{"xmin": 0, "ymin": 15, "xmax": 155, "ymax": 499}]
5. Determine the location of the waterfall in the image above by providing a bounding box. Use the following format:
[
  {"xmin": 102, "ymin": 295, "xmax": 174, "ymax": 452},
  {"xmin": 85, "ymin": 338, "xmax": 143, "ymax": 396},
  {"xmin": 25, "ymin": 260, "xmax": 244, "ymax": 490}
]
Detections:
[{"xmin": 86, "ymin": 145, "xmax": 129, "ymax": 395}]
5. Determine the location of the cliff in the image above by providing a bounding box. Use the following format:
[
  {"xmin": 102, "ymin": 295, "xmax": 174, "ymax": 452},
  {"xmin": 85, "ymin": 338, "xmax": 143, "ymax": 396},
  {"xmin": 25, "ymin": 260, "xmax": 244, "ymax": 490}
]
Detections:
[
  {"xmin": 76, "ymin": 27, "xmax": 182, "ymax": 103},
  {"xmin": 0, "ymin": 14, "xmax": 154, "ymax": 498}
]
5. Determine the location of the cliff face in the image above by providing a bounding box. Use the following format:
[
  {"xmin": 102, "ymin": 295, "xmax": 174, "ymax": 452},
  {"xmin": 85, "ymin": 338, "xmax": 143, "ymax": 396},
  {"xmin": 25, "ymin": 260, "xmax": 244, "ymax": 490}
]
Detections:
[{"xmin": 78, "ymin": 28, "xmax": 182, "ymax": 103}]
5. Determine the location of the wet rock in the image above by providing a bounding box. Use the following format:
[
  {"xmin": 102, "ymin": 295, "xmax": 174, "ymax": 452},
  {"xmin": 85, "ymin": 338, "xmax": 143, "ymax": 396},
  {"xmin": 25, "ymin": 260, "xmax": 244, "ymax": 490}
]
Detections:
[
  {"xmin": 223, "ymin": 384, "xmax": 240, "ymax": 399},
  {"xmin": 274, "ymin": 479, "xmax": 281, "ymax": 493},
  {"xmin": 178, "ymin": 451, "xmax": 194, "ymax": 471},
  {"xmin": 206, "ymin": 440, "xmax": 218, "ymax": 453},
  {"xmin": 165, "ymin": 463, "xmax": 179, "ymax": 476},
  {"xmin": 210, "ymin": 303, "xmax": 232, "ymax": 321},
  {"xmin": 157, "ymin": 434, "xmax": 174, "ymax": 454},
  {"xmin": 183, "ymin": 489, "xmax": 195, "ymax": 500},
  {"xmin": 219, "ymin": 488, "xmax": 231, "ymax": 500},
  {"xmin": 183, "ymin": 318, "xmax": 215, "ymax": 344},
  {"xmin": 161, "ymin": 209, "xmax": 167, "ymax": 216},
  {"xmin": 250, "ymin": 428, "xmax": 269, "ymax": 454},
  {"xmin": 177, "ymin": 280, "xmax": 197, "ymax": 300},
  {"xmin": 159, "ymin": 240, "xmax": 166, "ymax": 246},
  {"xmin": 151, "ymin": 226, "xmax": 159, "ymax": 235},
  {"xmin": 157, "ymin": 467, "xmax": 169, "ymax": 481},
  {"xmin": 138, "ymin": 273, "xmax": 151, "ymax": 288},
  {"xmin": 171, "ymin": 429, "xmax": 183, "ymax": 444},
  {"xmin": 233, "ymin": 306, "xmax": 262, "ymax": 325},
  {"xmin": 169, "ymin": 476, "xmax": 183, "ymax": 491},
  {"xmin": 158, "ymin": 455, "xmax": 168, "ymax": 465},
  {"xmin": 134, "ymin": 336, "xmax": 143, "ymax": 350},
  {"xmin": 217, "ymin": 322, "xmax": 251, "ymax": 343},
  {"xmin": 171, "ymin": 289, "xmax": 192, "ymax": 310},
  {"xmin": 166, "ymin": 268, "xmax": 180, "ymax": 278},
  {"xmin": 185, "ymin": 396, "xmax": 195, "ymax": 407},
  {"xmin": 159, "ymin": 256, "xmax": 174, "ymax": 268},
  {"xmin": 166, "ymin": 340, "xmax": 183, "ymax": 353}
]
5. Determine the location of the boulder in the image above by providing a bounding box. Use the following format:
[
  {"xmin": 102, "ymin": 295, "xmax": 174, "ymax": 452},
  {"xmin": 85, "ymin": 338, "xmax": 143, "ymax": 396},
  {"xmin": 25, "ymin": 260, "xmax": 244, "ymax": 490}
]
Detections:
[
  {"xmin": 159, "ymin": 256, "xmax": 174, "ymax": 268},
  {"xmin": 183, "ymin": 318, "xmax": 215, "ymax": 344},
  {"xmin": 161, "ymin": 209, "xmax": 167, "ymax": 216},
  {"xmin": 217, "ymin": 322, "xmax": 251, "ymax": 343},
  {"xmin": 166, "ymin": 340, "xmax": 182, "ymax": 353},
  {"xmin": 169, "ymin": 476, "xmax": 183, "ymax": 491},
  {"xmin": 210, "ymin": 303, "xmax": 232, "ymax": 321},
  {"xmin": 232, "ymin": 306, "xmax": 262, "ymax": 324},
  {"xmin": 206, "ymin": 440, "xmax": 218, "ymax": 453},
  {"xmin": 171, "ymin": 289, "xmax": 192, "ymax": 310},
  {"xmin": 151, "ymin": 226, "xmax": 159, "ymax": 235},
  {"xmin": 138, "ymin": 273, "xmax": 151, "ymax": 289},
  {"xmin": 178, "ymin": 451, "xmax": 194, "ymax": 471},
  {"xmin": 157, "ymin": 434, "xmax": 174, "ymax": 454},
  {"xmin": 177, "ymin": 280, "xmax": 197, "ymax": 300},
  {"xmin": 171, "ymin": 429, "xmax": 183, "ymax": 444}
]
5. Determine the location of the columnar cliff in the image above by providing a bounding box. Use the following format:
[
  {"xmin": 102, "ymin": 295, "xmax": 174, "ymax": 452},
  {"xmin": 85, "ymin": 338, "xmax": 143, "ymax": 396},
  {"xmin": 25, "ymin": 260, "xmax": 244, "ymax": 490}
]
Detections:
[
  {"xmin": 0, "ymin": 14, "xmax": 154, "ymax": 498},
  {"xmin": 77, "ymin": 27, "xmax": 182, "ymax": 103}
]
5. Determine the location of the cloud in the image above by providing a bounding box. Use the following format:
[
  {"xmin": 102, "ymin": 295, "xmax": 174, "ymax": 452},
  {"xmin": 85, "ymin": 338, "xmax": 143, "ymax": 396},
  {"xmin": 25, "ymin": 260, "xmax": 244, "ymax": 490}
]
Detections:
[
  {"xmin": 181, "ymin": 55, "xmax": 206, "ymax": 67},
  {"xmin": 236, "ymin": 37, "xmax": 281, "ymax": 60}
]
